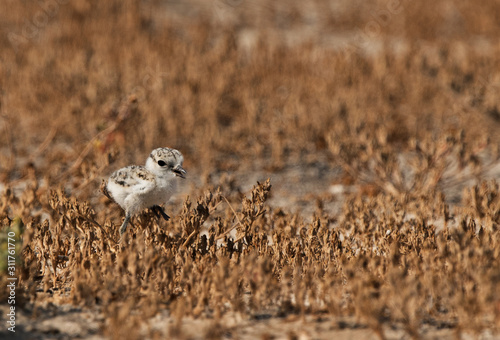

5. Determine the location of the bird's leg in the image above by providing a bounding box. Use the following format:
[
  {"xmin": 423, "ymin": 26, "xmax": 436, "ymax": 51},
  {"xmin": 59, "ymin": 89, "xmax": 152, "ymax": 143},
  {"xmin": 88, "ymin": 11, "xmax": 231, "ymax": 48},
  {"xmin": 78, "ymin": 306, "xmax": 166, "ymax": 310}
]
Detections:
[
  {"xmin": 152, "ymin": 205, "xmax": 170, "ymax": 221},
  {"xmin": 150, "ymin": 206, "xmax": 162, "ymax": 219},
  {"xmin": 119, "ymin": 213, "xmax": 131, "ymax": 236}
]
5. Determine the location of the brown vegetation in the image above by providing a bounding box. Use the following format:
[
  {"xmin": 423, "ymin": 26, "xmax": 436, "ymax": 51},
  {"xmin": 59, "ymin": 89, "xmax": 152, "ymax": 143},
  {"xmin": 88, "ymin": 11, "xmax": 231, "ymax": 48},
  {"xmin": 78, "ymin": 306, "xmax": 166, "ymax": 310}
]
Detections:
[{"xmin": 1, "ymin": 0, "xmax": 500, "ymax": 339}]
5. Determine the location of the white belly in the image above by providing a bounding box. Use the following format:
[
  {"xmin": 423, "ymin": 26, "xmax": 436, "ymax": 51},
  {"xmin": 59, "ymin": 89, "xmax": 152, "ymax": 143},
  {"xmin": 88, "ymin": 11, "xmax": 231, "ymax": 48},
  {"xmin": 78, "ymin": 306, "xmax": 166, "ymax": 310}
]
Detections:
[{"xmin": 107, "ymin": 176, "xmax": 177, "ymax": 215}]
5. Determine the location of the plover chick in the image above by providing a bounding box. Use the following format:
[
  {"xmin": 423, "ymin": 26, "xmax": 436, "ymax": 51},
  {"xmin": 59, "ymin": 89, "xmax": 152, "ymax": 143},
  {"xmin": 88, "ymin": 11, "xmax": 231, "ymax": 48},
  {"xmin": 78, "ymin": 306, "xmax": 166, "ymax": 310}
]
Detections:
[{"xmin": 106, "ymin": 147, "xmax": 186, "ymax": 236}]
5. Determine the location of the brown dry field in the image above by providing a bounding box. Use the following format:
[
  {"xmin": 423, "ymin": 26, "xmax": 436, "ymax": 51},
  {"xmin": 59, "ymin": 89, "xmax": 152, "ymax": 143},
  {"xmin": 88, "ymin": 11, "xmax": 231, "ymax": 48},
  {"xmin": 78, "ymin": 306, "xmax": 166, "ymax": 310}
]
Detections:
[{"xmin": 1, "ymin": 1, "xmax": 500, "ymax": 339}]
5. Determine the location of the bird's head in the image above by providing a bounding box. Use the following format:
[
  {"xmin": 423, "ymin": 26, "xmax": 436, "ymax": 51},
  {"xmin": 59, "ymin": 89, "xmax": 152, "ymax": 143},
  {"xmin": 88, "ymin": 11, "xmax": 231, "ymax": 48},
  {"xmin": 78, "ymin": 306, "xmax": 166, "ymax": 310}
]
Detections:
[{"xmin": 146, "ymin": 147, "xmax": 187, "ymax": 179}]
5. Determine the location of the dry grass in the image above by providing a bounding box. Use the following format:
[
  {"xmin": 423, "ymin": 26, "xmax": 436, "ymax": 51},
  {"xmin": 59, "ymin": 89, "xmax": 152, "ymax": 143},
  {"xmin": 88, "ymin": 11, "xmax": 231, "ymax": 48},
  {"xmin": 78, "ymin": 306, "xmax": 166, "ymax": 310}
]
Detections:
[{"xmin": 1, "ymin": 0, "xmax": 500, "ymax": 339}]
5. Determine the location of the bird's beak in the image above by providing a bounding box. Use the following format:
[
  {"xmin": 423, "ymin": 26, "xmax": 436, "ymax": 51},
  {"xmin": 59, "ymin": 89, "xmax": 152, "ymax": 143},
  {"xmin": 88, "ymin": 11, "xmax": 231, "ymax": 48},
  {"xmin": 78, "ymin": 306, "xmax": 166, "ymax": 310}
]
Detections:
[{"xmin": 173, "ymin": 165, "xmax": 187, "ymax": 179}]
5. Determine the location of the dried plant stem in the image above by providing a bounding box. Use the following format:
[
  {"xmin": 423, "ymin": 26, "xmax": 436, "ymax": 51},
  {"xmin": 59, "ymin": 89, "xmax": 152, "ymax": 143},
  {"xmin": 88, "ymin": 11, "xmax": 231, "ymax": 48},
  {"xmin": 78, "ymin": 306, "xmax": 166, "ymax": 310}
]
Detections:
[
  {"xmin": 215, "ymin": 196, "xmax": 244, "ymax": 241},
  {"xmin": 60, "ymin": 98, "xmax": 134, "ymax": 180}
]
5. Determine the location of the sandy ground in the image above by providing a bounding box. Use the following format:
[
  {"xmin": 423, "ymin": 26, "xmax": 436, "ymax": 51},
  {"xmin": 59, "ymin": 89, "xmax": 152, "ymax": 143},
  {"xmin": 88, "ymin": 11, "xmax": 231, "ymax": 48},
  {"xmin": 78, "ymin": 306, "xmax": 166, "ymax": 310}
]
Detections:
[{"xmin": 3, "ymin": 303, "xmax": 498, "ymax": 340}]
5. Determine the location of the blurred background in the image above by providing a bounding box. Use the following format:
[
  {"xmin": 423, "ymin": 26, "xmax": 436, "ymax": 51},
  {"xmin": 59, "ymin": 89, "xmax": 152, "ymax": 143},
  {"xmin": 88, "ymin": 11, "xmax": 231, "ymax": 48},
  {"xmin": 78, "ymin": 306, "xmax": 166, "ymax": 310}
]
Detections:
[
  {"xmin": 1, "ymin": 0, "xmax": 500, "ymax": 216},
  {"xmin": 2, "ymin": 2, "xmax": 500, "ymax": 339}
]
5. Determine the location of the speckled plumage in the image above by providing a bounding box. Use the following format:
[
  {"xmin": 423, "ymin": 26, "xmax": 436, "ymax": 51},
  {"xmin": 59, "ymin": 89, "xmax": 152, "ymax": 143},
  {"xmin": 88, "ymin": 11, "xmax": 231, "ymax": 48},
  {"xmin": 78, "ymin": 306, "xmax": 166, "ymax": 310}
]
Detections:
[
  {"xmin": 109, "ymin": 165, "xmax": 155, "ymax": 188},
  {"xmin": 106, "ymin": 147, "xmax": 186, "ymax": 235}
]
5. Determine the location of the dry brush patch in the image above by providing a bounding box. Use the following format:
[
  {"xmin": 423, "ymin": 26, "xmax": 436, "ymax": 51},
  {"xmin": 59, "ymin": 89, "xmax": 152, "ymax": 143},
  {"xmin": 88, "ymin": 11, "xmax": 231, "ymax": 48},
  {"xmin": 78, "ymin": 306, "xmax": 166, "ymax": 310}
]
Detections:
[
  {"xmin": 2, "ymin": 176, "xmax": 500, "ymax": 338},
  {"xmin": 1, "ymin": 0, "xmax": 500, "ymax": 339}
]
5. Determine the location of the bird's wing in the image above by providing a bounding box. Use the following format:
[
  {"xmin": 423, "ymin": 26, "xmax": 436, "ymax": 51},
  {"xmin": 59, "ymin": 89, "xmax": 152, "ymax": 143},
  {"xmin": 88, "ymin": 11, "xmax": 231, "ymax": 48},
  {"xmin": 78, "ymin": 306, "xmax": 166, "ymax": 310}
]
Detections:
[{"xmin": 108, "ymin": 165, "xmax": 156, "ymax": 194}]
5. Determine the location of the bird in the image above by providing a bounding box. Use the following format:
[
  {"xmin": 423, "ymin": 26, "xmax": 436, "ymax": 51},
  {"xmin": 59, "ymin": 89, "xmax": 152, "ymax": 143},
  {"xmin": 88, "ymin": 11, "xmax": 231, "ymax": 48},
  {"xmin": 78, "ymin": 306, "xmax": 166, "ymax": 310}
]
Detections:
[{"xmin": 105, "ymin": 147, "xmax": 186, "ymax": 236}]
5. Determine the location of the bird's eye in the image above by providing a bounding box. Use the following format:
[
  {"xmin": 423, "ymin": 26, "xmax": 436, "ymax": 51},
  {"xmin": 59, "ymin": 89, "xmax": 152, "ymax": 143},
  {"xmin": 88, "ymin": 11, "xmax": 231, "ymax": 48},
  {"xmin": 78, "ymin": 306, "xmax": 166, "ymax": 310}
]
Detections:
[{"xmin": 158, "ymin": 160, "xmax": 166, "ymax": 166}]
